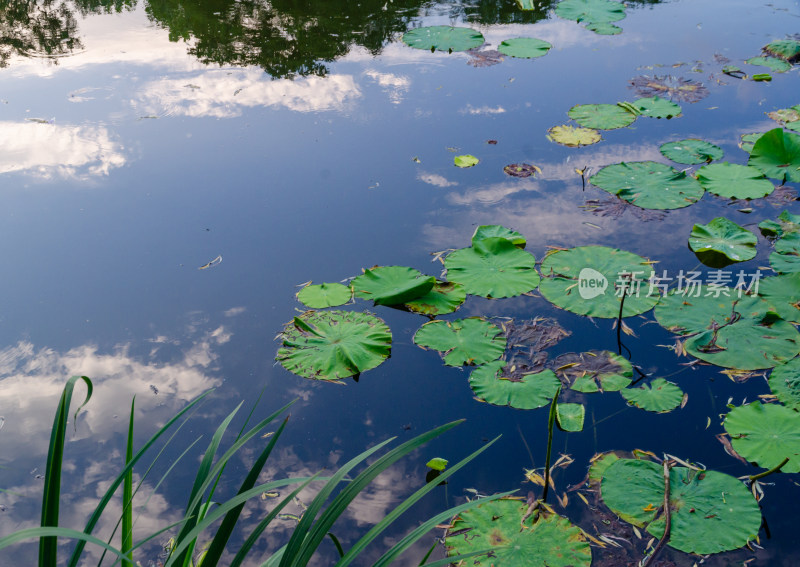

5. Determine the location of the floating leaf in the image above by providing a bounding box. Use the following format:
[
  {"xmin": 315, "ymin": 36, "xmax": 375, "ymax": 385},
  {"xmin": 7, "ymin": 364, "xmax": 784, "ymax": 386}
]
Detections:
[
  {"xmin": 503, "ymin": 163, "xmax": 540, "ymax": 178},
  {"xmin": 768, "ymin": 357, "xmax": 800, "ymax": 410},
  {"xmin": 655, "ymin": 290, "xmax": 800, "ymax": 369},
  {"xmin": 296, "ymin": 282, "xmax": 352, "ymax": 309},
  {"xmin": 600, "ymin": 459, "xmax": 761, "ymax": 554},
  {"xmin": 771, "ymin": 232, "xmax": 800, "ymax": 274},
  {"xmin": 556, "ymin": 403, "xmax": 585, "ymax": 431},
  {"xmin": 760, "ymin": 210, "xmax": 800, "ymax": 239},
  {"xmin": 688, "ymin": 217, "xmax": 757, "ymax": 263},
  {"xmin": 413, "ymin": 318, "xmax": 506, "ymax": 367},
  {"xmin": 568, "ymin": 103, "xmax": 636, "ymax": 130},
  {"xmin": 659, "ymin": 139, "xmax": 723, "ymax": 164},
  {"xmin": 552, "ymin": 350, "xmax": 632, "ymax": 392},
  {"xmin": 404, "ymin": 280, "xmax": 467, "ymax": 316},
  {"xmin": 625, "ymin": 96, "xmax": 682, "ymax": 119},
  {"xmin": 497, "ymin": 37, "xmax": 552, "ymax": 59},
  {"xmin": 402, "ymin": 26, "xmax": 484, "ymax": 53},
  {"xmin": 589, "ymin": 161, "xmax": 705, "ymax": 210},
  {"xmin": 752, "ymin": 73, "xmax": 772, "ymax": 82},
  {"xmin": 426, "ymin": 457, "xmax": 448, "ymax": 471},
  {"xmin": 472, "ymin": 225, "xmax": 526, "ymax": 248},
  {"xmin": 445, "ymin": 237, "xmax": 540, "ymax": 299},
  {"xmin": 739, "ymin": 132, "xmax": 765, "ymax": 154},
  {"xmin": 746, "ymin": 56, "xmax": 792, "ymax": 73},
  {"xmin": 584, "ymin": 22, "xmax": 622, "ymax": 35},
  {"xmin": 454, "ymin": 154, "xmax": 479, "ymax": 168},
  {"xmin": 763, "ymin": 39, "xmax": 800, "ymax": 63},
  {"xmin": 540, "ymin": 246, "xmax": 658, "ymax": 318},
  {"xmin": 276, "ymin": 310, "xmax": 391, "ymax": 381},
  {"xmin": 620, "ymin": 378, "xmax": 683, "ymax": 412},
  {"xmin": 555, "ymin": 0, "xmax": 626, "ymax": 24},
  {"xmin": 469, "ymin": 360, "xmax": 561, "ymax": 410},
  {"xmin": 695, "ymin": 162, "xmax": 775, "ymax": 199},
  {"xmin": 748, "ymin": 128, "xmax": 800, "ymax": 183},
  {"xmin": 724, "ymin": 402, "xmax": 800, "ymax": 472},
  {"xmin": 352, "ymin": 266, "xmax": 435, "ymax": 306},
  {"xmin": 547, "ymin": 124, "xmax": 601, "ymax": 147},
  {"xmin": 629, "ymin": 75, "xmax": 709, "ymax": 103},
  {"xmin": 758, "ymin": 273, "xmax": 800, "ymax": 323},
  {"xmin": 767, "ymin": 104, "xmax": 800, "ymax": 131}
]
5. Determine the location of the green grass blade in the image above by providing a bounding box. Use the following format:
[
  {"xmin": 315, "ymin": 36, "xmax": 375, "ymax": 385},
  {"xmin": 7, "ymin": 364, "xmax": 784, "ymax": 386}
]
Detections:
[
  {"xmin": 294, "ymin": 420, "xmax": 464, "ymax": 567},
  {"xmin": 121, "ymin": 397, "xmax": 135, "ymax": 563},
  {"xmin": 1, "ymin": 527, "xmax": 132, "ymax": 566},
  {"xmin": 336, "ymin": 434, "xmax": 500, "ymax": 567},
  {"xmin": 371, "ymin": 490, "xmax": 517, "ymax": 567},
  {"xmin": 201, "ymin": 416, "xmax": 290, "ymax": 564},
  {"xmin": 327, "ymin": 533, "xmax": 344, "ymax": 559},
  {"xmin": 40, "ymin": 375, "xmax": 92, "ymax": 567},
  {"xmin": 67, "ymin": 389, "xmax": 214, "ymax": 567}
]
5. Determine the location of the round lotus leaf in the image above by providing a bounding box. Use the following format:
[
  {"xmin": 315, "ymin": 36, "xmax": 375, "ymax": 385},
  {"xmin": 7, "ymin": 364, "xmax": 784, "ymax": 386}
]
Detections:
[
  {"xmin": 688, "ymin": 217, "xmax": 757, "ymax": 262},
  {"xmin": 469, "ymin": 360, "xmax": 561, "ymax": 409},
  {"xmin": 454, "ymin": 154, "xmax": 479, "ymax": 168},
  {"xmin": 556, "ymin": 403, "xmax": 585, "ymax": 432},
  {"xmin": 555, "ymin": 0, "xmax": 626, "ymax": 24},
  {"xmin": 759, "ymin": 273, "xmax": 800, "ymax": 323},
  {"xmin": 760, "ymin": 210, "xmax": 800, "ymax": 239},
  {"xmin": 769, "ymin": 357, "xmax": 800, "ymax": 410},
  {"xmin": 546, "ymin": 124, "xmax": 601, "ymax": 147},
  {"xmin": 655, "ymin": 290, "xmax": 800, "ymax": 369},
  {"xmin": 276, "ymin": 310, "xmax": 391, "ymax": 381},
  {"xmin": 771, "ymin": 232, "xmax": 800, "ymax": 274},
  {"xmin": 695, "ymin": 162, "xmax": 775, "ymax": 199},
  {"xmin": 768, "ymin": 106, "xmax": 800, "ymax": 126},
  {"xmin": 296, "ymin": 282, "xmax": 352, "ymax": 309},
  {"xmin": 472, "ymin": 224, "xmax": 526, "ymax": 248},
  {"xmin": 503, "ymin": 163, "xmax": 540, "ymax": 179},
  {"xmin": 626, "ymin": 96, "xmax": 682, "ymax": 119},
  {"xmin": 763, "ymin": 39, "xmax": 800, "ymax": 62},
  {"xmin": 404, "ymin": 280, "xmax": 466, "ymax": 316},
  {"xmin": 553, "ymin": 350, "xmax": 633, "ymax": 392},
  {"xmin": 352, "ymin": 266, "xmax": 435, "ymax": 306},
  {"xmin": 589, "ymin": 161, "xmax": 705, "ymax": 210},
  {"xmin": 746, "ymin": 56, "xmax": 792, "ymax": 73},
  {"xmin": 402, "ymin": 26, "xmax": 484, "ymax": 53},
  {"xmin": 600, "ymin": 459, "xmax": 761, "ymax": 554},
  {"xmin": 497, "ymin": 37, "xmax": 552, "ymax": 59},
  {"xmin": 444, "ymin": 237, "xmax": 540, "ymax": 299},
  {"xmin": 660, "ymin": 139, "xmax": 723, "ymax": 164},
  {"xmin": 724, "ymin": 402, "xmax": 800, "ymax": 473},
  {"xmin": 748, "ymin": 127, "xmax": 800, "ymax": 183},
  {"xmin": 539, "ymin": 246, "xmax": 658, "ymax": 318},
  {"xmin": 445, "ymin": 499, "xmax": 592, "ymax": 566},
  {"xmin": 620, "ymin": 378, "xmax": 683, "ymax": 413},
  {"xmin": 739, "ymin": 132, "xmax": 765, "ymax": 154},
  {"xmin": 568, "ymin": 103, "xmax": 636, "ymax": 130},
  {"xmin": 413, "ymin": 318, "xmax": 506, "ymax": 367},
  {"xmin": 584, "ymin": 22, "xmax": 622, "ymax": 35}
]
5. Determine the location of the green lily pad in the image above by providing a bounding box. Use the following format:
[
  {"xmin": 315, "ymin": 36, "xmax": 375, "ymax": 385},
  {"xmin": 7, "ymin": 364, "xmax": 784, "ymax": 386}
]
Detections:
[
  {"xmin": 413, "ymin": 318, "xmax": 506, "ymax": 366},
  {"xmin": 296, "ymin": 282, "xmax": 352, "ymax": 308},
  {"xmin": 552, "ymin": 350, "xmax": 633, "ymax": 392},
  {"xmin": 620, "ymin": 378, "xmax": 684, "ymax": 413},
  {"xmin": 404, "ymin": 280, "xmax": 467, "ymax": 316},
  {"xmin": 444, "ymin": 237, "xmax": 540, "ymax": 299},
  {"xmin": 659, "ymin": 139, "xmax": 723, "ymax": 165},
  {"xmin": 746, "ymin": 56, "xmax": 792, "ymax": 73},
  {"xmin": 547, "ymin": 124, "xmax": 601, "ymax": 147},
  {"xmin": 276, "ymin": 310, "xmax": 391, "ymax": 381},
  {"xmin": 724, "ymin": 402, "xmax": 800, "ymax": 473},
  {"xmin": 555, "ymin": 0, "xmax": 626, "ymax": 24},
  {"xmin": 769, "ymin": 358, "xmax": 800, "ymax": 410},
  {"xmin": 760, "ymin": 210, "xmax": 800, "ymax": 239},
  {"xmin": 568, "ymin": 103, "xmax": 636, "ymax": 130},
  {"xmin": 600, "ymin": 458, "xmax": 761, "ymax": 554},
  {"xmin": 497, "ymin": 37, "xmax": 552, "ymax": 59},
  {"xmin": 768, "ymin": 105, "xmax": 800, "ymax": 130},
  {"xmin": 472, "ymin": 225, "xmax": 526, "ymax": 248},
  {"xmin": 748, "ymin": 127, "xmax": 800, "ymax": 183},
  {"xmin": 539, "ymin": 246, "xmax": 658, "ymax": 318},
  {"xmin": 771, "ymin": 232, "xmax": 800, "ymax": 274},
  {"xmin": 469, "ymin": 360, "xmax": 561, "ymax": 410},
  {"xmin": 556, "ymin": 403, "xmax": 585, "ymax": 432},
  {"xmin": 695, "ymin": 162, "xmax": 774, "ymax": 199},
  {"xmin": 688, "ymin": 217, "xmax": 757, "ymax": 263},
  {"xmin": 758, "ymin": 273, "xmax": 800, "ymax": 323},
  {"xmin": 739, "ymin": 132, "xmax": 765, "ymax": 154},
  {"xmin": 402, "ymin": 26, "xmax": 484, "ymax": 53},
  {"xmin": 763, "ymin": 39, "xmax": 800, "ymax": 63},
  {"xmin": 589, "ymin": 161, "xmax": 705, "ymax": 210},
  {"xmin": 454, "ymin": 154, "xmax": 479, "ymax": 168},
  {"xmin": 752, "ymin": 73, "xmax": 772, "ymax": 82},
  {"xmin": 445, "ymin": 499, "xmax": 592, "ymax": 566},
  {"xmin": 584, "ymin": 22, "xmax": 622, "ymax": 35},
  {"xmin": 352, "ymin": 266, "xmax": 435, "ymax": 306},
  {"xmin": 426, "ymin": 457, "xmax": 448, "ymax": 471},
  {"xmin": 654, "ymin": 290, "xmax": 800, "ymax": 369},
  {"xmin": 624, "ymin": 96, "xmax": 682, "ymax": 119}
]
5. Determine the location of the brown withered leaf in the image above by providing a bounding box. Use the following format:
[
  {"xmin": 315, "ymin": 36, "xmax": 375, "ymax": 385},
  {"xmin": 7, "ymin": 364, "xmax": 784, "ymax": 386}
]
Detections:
[
  {"xmin": 629, "ymin": 75, "xmax": 709, "ymax": 102},
  {"xmin": 582, "ymin": 197, "xmax": 667, "ymax": 222},
  {"xmin": 466, "ymin": 48, "xmax": 504, "ymax": 67}
]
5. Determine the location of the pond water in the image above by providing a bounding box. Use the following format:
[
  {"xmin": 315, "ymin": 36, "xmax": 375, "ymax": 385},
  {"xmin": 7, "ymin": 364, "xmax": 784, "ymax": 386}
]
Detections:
[{"xmin": 1, "ymin": 0, "xmax": 799, "ymax": 565}]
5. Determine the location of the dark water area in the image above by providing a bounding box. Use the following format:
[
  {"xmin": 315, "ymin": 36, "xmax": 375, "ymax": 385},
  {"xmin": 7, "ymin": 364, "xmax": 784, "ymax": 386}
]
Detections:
[{"xmin": 0, "ymin": 0, "xmax": 799, "ymax": 565}]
